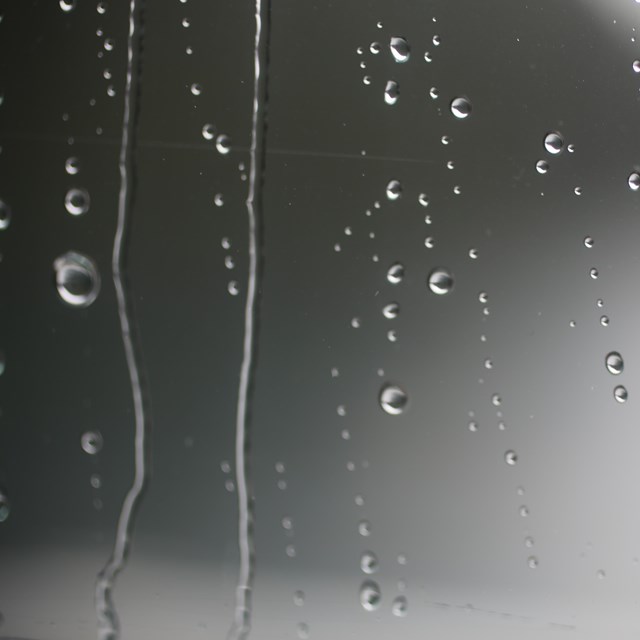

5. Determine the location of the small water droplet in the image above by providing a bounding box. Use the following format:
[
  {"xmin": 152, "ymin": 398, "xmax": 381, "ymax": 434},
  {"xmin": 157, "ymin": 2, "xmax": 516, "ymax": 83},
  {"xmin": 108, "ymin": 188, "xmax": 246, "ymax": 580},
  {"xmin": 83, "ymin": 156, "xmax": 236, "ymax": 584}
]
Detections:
[
  {"xmin": 294, "ymin": 590, "xmax": 305, "ymax": 606},
  {"xmin": 453, "ymin": 185, "xmax": 462, "ymax": 195},
  {"xmin": 589, "ymin": 268, "xmax": 599, "ymax": 279},
  {"xmin": 597, "ymin": 569, "xmax": 606, "ymax": 580},
  {"xmin": 386, "ymin": 179, "xmax": 402, "ymax": 200},
  {"xmin": 504, "ymin": 450, "xmax": 518, "ymax": 466},
  {"xmin": 65, "ymin": 157, "xmax": 80, "ymax": 175},
  {"xmin": 628, "ymin": 172, "xmax": 640, "ymax": 191},
  {"xmin": 370, "ymin": 42, "xmax": 381, "ymax": 54},
  {"xmin": 525, "ymin": 536, "xmax": 534, "ymax": 548},
  {"xmin": 54, "ymin": 252, "xmax": 100, "ymax": 307},
  {"xmin": 81, "ymin": 431, "xmax": 103, "ymax": 455},
  {"xmin": 527, "ymin": 556, "xmax": 539, "ymax": 569},
  {"xmin": 0, "ymin": 200, "xmax": 12, "ymax": 230},
  {"xmin": 450, "ymin": 96, "xmax": 472, "ymax": 119},
  {"xmin": 386, "ymin": 262, "xmax": 405, "ymax": 284},
  {"xmin": 228, "ymin": 281, "xmax": 239, "ymax": 296},
  {"xmin": 60, "ymin": 0, "xmax": 76, "ymax": 11},
  {"xmin": 296, "ymin": 622, "xmax": 310, "ymax": 639},
  {"xmin": 382, "ymin": 303, "xmax": 399, "ymax": 319},
  {"xmin": 389, "ymin": 36, "xmax": 410, "ymax": 63},
  {"xmin": 427, "ymin": 267, "xmax": 454, "ymax": 295},
  {"xmin": 379, "ymin": 384, "xmax": 408, "ymax": 415},
  {"xmin": 536, "ymin": 160, "xmax": 549, "ymax": 174},
  {"xmin": 190, "ymin": 83, "xmax": 202, "ymax": 96},
  {"xmin": 351, "ymin": 317, "xmax": 361, "ymax": 329},
  {"xmin": 519, "ymin": 505, "xmax": 529, "ymax": 517},
  {"xmin": 384, "ymin": 80, "xmax": 400, "ymax": 105},
  {"xmin": 469, "ymin": 248, "xmax": 479, "ymax": 259},
  {"xmin": 103, "ymin": 38, "xmax": 114, "ymax": 51},
  {"xmin": 429, "ymin": 86, "xmax": 439, "ymax": 99},
  {"xmin": 202, "ymin": 124, "xmax": 216, "ymax": 140},
  {"xmin": 424, "ymin": 51, "xmax": 432, "ymax": 62},
  {"xmin": 574, "ymin": 186, "xmax": 582, "ymax": 196},
  {"xmin": 634, "ymin": 60, "xmax": 640, "ymax": 73},
  {"xmin": 181, "ymin": 17, "xmax": 190, "ymax": 27},
  {"xmin": 216, "ymin": 134, "xmax": 231, "ymax": 155},
  {"xmin": 90, "ymin": 473, "xmax": 102, "ymax": 489},
  {"xmin": 282, "ymin": 516, "xmax": 293, "ymax": 531},
  {"xmin": 479, "ymin": 292, "xmax": 488, "ymax": 303},
  {"xmin": 432, "ymin": 35, "xmax": 441, "ymax": 46},
  {"xmin": 214, "ymin": 193, "xmax": 224, "ymax": 207},
  {"xmin": 64, "ymin": 188, "xmax": 90, "ymax": 216},
  {"xmin": 614, "ymin": 385, "xmax": 628, "ymax": 403},
  {"xmin": 418, "ymin": 193, "xmax": 430, "ymax": 207},
  {"xmin": 359, "ymin": 580, "xmax": 381, "ymax": 611},
  {"xmin": 584, "ymin": 236, "xmax": 594, "ymax": 248},
  {"xmin": 361, "ymin": 551, "xmax": 379, "ymax": 574},
  {"xmin": 359, "ymin": 520, "xmax": 372, "ymax": 536},
  {"xmin": 492, "ymin": 393, "xmax": 502, "ymax": 406},
  {"xmin": 600, "ymin": 315, "xmax": 610, "ymax": 327},
  {"xmin": 544, "ymin": 131, "xmax": 564, "ymax": 155},
  {"xmin": 363, "ymin": 76, "xmax": 372, "ymax": 85},
  {"xmin": 468, "ymin": 421, "xmax": 478, "ymax": 432},
  {"xmin": 424, "ymin": 237, "xmax": 435, "ymax": 249},
  {"xmin": 392, "ymin": 595, "xmax": 408, "ymax": 617}
]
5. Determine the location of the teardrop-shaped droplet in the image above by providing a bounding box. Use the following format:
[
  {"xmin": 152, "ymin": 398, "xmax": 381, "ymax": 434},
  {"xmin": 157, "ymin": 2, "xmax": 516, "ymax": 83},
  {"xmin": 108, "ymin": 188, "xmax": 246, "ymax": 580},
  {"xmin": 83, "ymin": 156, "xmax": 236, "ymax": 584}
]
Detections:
[
  {"xmin": 384, "ymin": 80, "xmax": 399, "ymax": 105},
  {"xmin": 389, "ymin": 36, "xmax": 410, "ymax": 63}
]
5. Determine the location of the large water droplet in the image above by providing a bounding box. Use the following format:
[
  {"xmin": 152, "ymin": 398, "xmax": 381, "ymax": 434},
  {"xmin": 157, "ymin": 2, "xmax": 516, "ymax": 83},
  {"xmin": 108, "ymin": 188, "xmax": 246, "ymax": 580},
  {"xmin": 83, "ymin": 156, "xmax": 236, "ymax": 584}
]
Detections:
[
  {"xmin": 81, "ymin": 430, "xmax": 103, "ymax": 455},
  {"xmin": 605, "ymin": 351, "xmax": 624, "ymax": 375},
  {"xmin": 450, "ymin": 96, "xmax": 472, "ymax": 119},
  {"xmin": 384, "ymin": 80, "xmax": 399, "ymax": 105},
  {"xmin": 427, "ymin": 267, "xmax": 454, "ymax": 295},
  {"xmin": 379, "ymin": 384, "xmax": 408, "ymax": 415},
  {"xmin": 386, "ymin": 262, "xmax": 404, "ymax": 284},
  {"xmin": 614, "ymin": 385, "xmax": 628, "ymax": 403},
  {"xmin": 59, "ymin": 0, "xmax": 76, "ymax": 11},
  {"xmin": 54, "ymin": 252, "xmax": 101, "ymax": 307},
  {"xmin": 544, "ymin": 131, "xmax": 564, "ymax": 154},
  {"xmin": 360, "ymin": 551, "xmax": 379, "ymax": 574},
  {"xmin": 0, "ymin": 200, "xmax": 11, "ymax": 230},
  {"xmin": 64, "ymin": 188, "xmax": 90, "ymax": 216},
  {"xmin": 389, "ymin": 37, "xmax": 410, "ymax": 63},
  {"xmin": 359, "ymin": 580, "xmax": 381, "ymax": 612},
  {"xmin": 392, "ymin": 596, "xmax": 408, "ymax": 617},
  {"xmin": 386, "ymin": 179, "xmax": 402, "ymax": 200},
  {"xmin": 628, "ymin": 172, "xmax": 640, "ymax": 191}
]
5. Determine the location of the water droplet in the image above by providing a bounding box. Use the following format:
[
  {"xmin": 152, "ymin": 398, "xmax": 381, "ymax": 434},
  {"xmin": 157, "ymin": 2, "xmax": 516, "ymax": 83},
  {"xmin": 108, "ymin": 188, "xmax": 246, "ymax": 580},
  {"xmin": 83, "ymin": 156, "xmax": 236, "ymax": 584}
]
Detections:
[
  {"xmin": 97, "ymin": 2, "xmax": 107, "ymax": 14},
  {"xmin": 447, "ymin": 160, "xmax": 455, "ymax": 170},
  {"xmin": 285, "ymin": 544, "xmax": 296, "ymax": 558},
  {"xmin": 384, "ymin": 80, "xmax": 399, "ymax": 105},
  {"xmin": 386, "ymin": 262, "xmax": 405, "ymax": 284},
  {"xmin": 382, "ymin": 302, "xmax": 399, "ymax": 319},
  {"xmin": 605, "ymin": 351, "xmax": 624, "ymax": 375},
  {"xmin": 519, "ymin": 505, "xmax": 529, "ymax": 517},
  {"xmin": 282, "ymin": 516, "xmax": 293, "ymax": 531},
  {"xmin": 392, "ymin": 595, "xmax": 408, "ymax": 617},
  {"xmin": 361, "ymin": 551, "xmax": 379, "ymax": 574},
  {"xmin": 60, "ymin": 0, "xmax": 76, "ymax": 11},
  {"xmin": 629, "ymin": 172, "xmax": 640, "ymax": 191},
  {"xmin": 221, "ymin": 237, "xmax": 231, "ymax": 249},
  {"xmin": 220, "ymin": 460, "xmax": 231, "ymax": 473},
  {"xmin": 81, "ymin": 431, "xmax": 103, "ymax": 455},
  {"xmin": 376, "ymin": 21, "xmax": 383, "ymax": 28},
  {"xmin": 432, "ymin": 34, "xmax": 441, "ymax": 46},
  {"xmin": 479, "ymin": 292, "xmax": 488, "ymax": 303},
  {"xmin": 296, "ymin": 622, "xmax": 310, "ymax": 639},
  {"xmin": 491, "ymin": 393, "xmax": 502, "ymax": 406},
  {"xmin": 418, "ymin": 193, "xmax": 429, "ymax": 207},
  {"xmin": 450, "ymin": 96, "xmax": 472, "ymax": 119},
  {"xmin": 216, "ymin": 134, "xmax": 231, "ymax": 155},
  {"xmin": 544, "ymin": 131, "xmax": 564, "ymax": 154},
  {"xmin": 424, "ymin": 51, "xmax": 432, "ymax": 62},
  {"xmin": 524, "ymin": 536, "xmax": 534, "ymax": 548},
  {"xmin": 294, "ymin": 590, "xmax": 305, "ymax": 606},
  {"xmin": 441, "ymin": 135, "xmax": 451, "ymax": 145},
  {"xmin": 103, "ymin": 38, "xmax": 114, "ymax": 51},
  {"xmin": 354, "ymin": 494, "xmax": 365, "ymax": 506},
  {"xmin": 225, "ymin": 479, "xmax": 235, "ymax": 492},
  {"xmin": 386, "ymin": 179, "xmax": 402, "ymax": 200},
  {"xmin": 379, "ymin": 384, "xmax": 408, "ymax": 415},
  {"xmin": 527, "ymin": 556, "xmax": 539, "ymax": 569},
  {"xmin": 190, "ymin": 83, "xmax": 202, "ymax": 96},
  {"xmin": 54, "ymin": 252, "xmax": 101, "ymax": 307},
  {"xmin": 536, "ymin": 160, "xmax": 549, "ymax": 174},
  {"xmin": 468, "ymin": 421, "xmax": 478, "ymax": 432},
  {"xmin": 614, "ymin": 385, "xmax": 628, "ymax": 403},
  {"xmin": 64, "ymin": 188, "xmax": 90, "ymax": 216},
  {"xmin": 0, "ymin": 200, "xmax": 11, "ymax": 230},
  {"xmin": 429, "ymin": 87, "xmax": 439, "ymax": 99},
  {"xmin": 351, "ymin": 317, "xmax": 361, "ymax": 329},
  {"xmin": 427, "ymin": 267, "xmax": 454, "ymax": 295},
  {"xmin": 228, "ymin": 281, "xmax": 239, "ymax": 296},
  {"xmin": 574, "ymin": 186, "xmax": 582, "ymax": 196},
  {"xmin": 469, "ymin": 248, "xmax": 479, "ymax": 259},
  {"xmin": 597, "ymin": 569, "xmax": 606, "ymax": 580},
  {"xmin": 181, "ymin": 17, "xmax": 190, "ymax": 27},
  {"xmin": 424, "ymin": 237, "xmax": 435, "ymax": 249},
  {"xmin": 634, "ymin": 60, "xmax": 640, "ymax": 73},
  {"xmin": 600, "ymin": 315, "xmax": 610, "ymax": 327},
  {"xmin": 584, "ymin": 236, "xmax": 594, "ymax": 248},
  {"xmin": 359, "ymin": 519, "xmax": 372, "ymax": 536},
  {"xmin": 370, "ymin": 42, "xmax": 381, "ymax": 54},
  {"xmin": 389, "ymin": 36, "xmax": 410, "ymax": 63},
  {"xmin": 363, "ymin": 76, "xmax": 372, "ymax": 86},
  {"xmin": 0, "ymin": 491, "xmax": 10, "ymax": 522},
  {"xmin": 453, "ymin": 185, "xmax": 462, "ymax": 195},
  {"xmin": 65, "ymin": 156, "xmax": 80, "ymax": 175},
  {"xmin": 484, "ymin": 358, "xmax": 493, "ymax": 369},
  {"xmin": 589, "ymin": 268, "xmax": 599, "ymax": 279},
  {"xmin": 359, "ymin": 580, "xmax": 381, "ymax": 611},
  {"xmin": 397, "ymin": 553, "xmax": 407, "ymax": 565},
  {"xmin": 202, "ymin": 124, "xmax": 215, "ymax": 140},
  {"xmin": 214, "ymin": 194, "xmax": 225, "ymax": 208},
  {"xmin": 504, "ymin": 450, "xmax": 518, "ymax": 466}
]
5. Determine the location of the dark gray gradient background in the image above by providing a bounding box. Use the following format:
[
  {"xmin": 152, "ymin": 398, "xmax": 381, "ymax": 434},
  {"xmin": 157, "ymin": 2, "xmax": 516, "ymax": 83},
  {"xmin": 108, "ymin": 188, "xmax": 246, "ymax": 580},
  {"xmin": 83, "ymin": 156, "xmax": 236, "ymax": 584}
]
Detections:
[{"xmin": 1, "ymin": 0, "xmax": 640, "ymax": 638}]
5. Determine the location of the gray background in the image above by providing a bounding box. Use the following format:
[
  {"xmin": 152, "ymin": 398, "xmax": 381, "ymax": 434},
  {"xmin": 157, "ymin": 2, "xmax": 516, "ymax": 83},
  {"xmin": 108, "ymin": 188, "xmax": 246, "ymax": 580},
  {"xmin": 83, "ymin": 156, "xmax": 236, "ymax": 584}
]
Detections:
[{"xmin": 2, "ymin": 0, "xmax": 640, "ymax": 638}]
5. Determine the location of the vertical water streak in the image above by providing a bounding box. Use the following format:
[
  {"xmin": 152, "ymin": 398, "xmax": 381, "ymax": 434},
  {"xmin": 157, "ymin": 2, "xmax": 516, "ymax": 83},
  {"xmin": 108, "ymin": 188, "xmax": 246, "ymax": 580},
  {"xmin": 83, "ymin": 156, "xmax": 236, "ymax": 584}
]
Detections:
[
  {"xmin": 229, "ymin": 0, "xmax": 269, "ymax": 638},
  {"xmin": 95, "ymin": 0, "xmax": 147, "ymax": 638}
]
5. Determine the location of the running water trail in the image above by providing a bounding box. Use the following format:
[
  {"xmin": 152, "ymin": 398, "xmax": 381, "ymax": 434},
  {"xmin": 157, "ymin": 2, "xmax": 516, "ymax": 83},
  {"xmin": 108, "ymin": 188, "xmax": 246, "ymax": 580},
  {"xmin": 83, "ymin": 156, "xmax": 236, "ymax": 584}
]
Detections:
[
  {"xmin": 95, "ymin": 0, "xmax": 147, "ymax": 638},
  {"xmin": 228, "ymin": 0, "xmax": 269, "ymax": 638}
]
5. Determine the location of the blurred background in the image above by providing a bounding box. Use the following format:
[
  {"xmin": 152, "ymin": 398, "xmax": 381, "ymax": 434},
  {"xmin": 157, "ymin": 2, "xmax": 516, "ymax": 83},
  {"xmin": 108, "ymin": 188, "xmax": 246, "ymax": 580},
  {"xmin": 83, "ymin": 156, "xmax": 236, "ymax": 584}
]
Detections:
[{"xmin": 2, "ymin": 0, "xmax": 640, "ymax": 638}]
